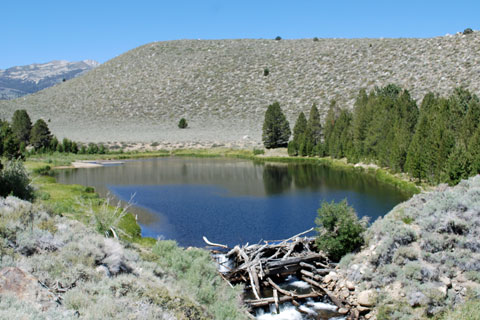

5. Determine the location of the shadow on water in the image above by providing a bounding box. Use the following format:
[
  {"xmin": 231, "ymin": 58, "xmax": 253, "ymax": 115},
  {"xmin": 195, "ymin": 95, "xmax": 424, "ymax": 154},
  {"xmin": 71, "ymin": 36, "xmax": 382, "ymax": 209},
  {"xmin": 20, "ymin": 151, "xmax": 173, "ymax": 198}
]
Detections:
[{"xmin": 56, "ymin": 157, "xmax": 411, "ymax": 247}]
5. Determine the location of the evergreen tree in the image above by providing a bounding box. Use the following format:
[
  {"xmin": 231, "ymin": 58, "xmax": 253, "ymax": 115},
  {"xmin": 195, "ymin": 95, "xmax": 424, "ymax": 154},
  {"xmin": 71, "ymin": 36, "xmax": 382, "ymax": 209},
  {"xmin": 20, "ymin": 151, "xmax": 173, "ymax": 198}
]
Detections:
[
  {"xmin": 445, "ymin": 145, "xmax": 472, "ymax": 185},
  {"xmin": 323, "ymin": 101, "xmax": 338, "ymax": 156},
  {"xmin": 11, "ymin": 109, "xmax": 32, "ymax": 144},
  {"xmin": 405, "ymin": 94, "xmax": 438, "ymax": 182},
  {"xmin": 262, "ymin": 102, "xmax": 291, "ymax": 148},
  {"xmin": 352, "ymin": 89, "xmax": 371, "ymax": 161},
  {"xmin": 63, "ymin": 138, "xmax": 72, "ymax": 153},
  {"xmin": 50, "ymin": 137, "xmax": 59, "ymax": 152},
  {"xmin": 30, "ymin": 119, "xmax": 52, "ymax": 150},
  {"xmin": 289, "ymin": 112, "xmax": 307, "ymax": 156},
  {"xmin": 306, "ymin": 104, "xmax": 322, "ymax": 147},
  {"xmin": 329, "ymin": 109, "xmax": 353, "ymax": 158},
  {"xmin": 293, "ymin": 112, "xmax": 307, "ymax": 142},
  {"xmin": 469, "ymin": 127, "xmax": 480, "ymax": 174},
  {"xmin": 0, "ymin": 121, "xmax": 20, "ymax": 159}
]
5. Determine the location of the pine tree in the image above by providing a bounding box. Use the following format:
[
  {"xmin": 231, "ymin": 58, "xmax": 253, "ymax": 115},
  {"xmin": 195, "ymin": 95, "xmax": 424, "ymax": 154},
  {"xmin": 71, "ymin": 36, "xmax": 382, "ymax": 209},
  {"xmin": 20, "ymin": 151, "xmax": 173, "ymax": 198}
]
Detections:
[
  {"xmin": 0, "ymin": 121, "xmax": 20, "ymax": 159},
  {"xmin": 11, "ymin": 109, "xmax": 32, "ymax": 144},
  {"xmin": 352, "ymin": 89, "xmax": 371, "ymax": 160},
  {"xmin": 30, "ymin": 119, "xmax": 52, "ymax": 150},
  {"xmin": 290, "ymin": 112, "xmax": 307, "ymax": 156},
  {"xmin": 323, "ymin": 101, "xmax": 338, "ymax": 156},
  {"xmin": 306, "ymin": 104, "xmax": 322, "ymax": 146},
  {"xmin": 469, "ymin": 127, "xmax": 480, "ymax": 174},
  {"xmin": 293, "ymin": 112, "xmax": 307, "ymax": 142},
  {"xmin": 445, "ymin": 145, "xmax": 472, "ymax": 185},
  {"xmin": 262, "ymin": 102, "xmax": 291, "ymax": 148}
]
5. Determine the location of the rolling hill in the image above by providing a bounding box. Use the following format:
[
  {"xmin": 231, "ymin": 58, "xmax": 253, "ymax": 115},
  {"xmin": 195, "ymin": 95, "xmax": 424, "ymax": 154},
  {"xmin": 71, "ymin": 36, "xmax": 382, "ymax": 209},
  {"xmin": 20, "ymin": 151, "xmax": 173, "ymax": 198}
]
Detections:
[{"xmin": 0, "ymin": 32, "xmax": 479, "ymax": 144}]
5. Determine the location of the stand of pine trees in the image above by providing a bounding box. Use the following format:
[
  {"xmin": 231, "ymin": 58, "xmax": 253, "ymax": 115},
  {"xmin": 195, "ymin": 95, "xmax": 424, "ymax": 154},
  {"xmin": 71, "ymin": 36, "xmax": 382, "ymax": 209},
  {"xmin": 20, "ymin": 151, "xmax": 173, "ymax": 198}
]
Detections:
[
  {"xmin": 287, "ymin": 84, "xmax": 480, "ymax": 185},
  {"xmin": 0, "ymin": 110, "xmax": 109, "ymax": 158}
]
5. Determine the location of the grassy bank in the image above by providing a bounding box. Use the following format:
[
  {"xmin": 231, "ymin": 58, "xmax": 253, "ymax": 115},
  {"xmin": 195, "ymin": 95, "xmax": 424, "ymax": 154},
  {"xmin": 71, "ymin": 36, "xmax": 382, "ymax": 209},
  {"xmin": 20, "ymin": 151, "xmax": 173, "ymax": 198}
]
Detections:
[{"xmin": 20, "ymin": 160, "xmax": 248, "ymax": 319}]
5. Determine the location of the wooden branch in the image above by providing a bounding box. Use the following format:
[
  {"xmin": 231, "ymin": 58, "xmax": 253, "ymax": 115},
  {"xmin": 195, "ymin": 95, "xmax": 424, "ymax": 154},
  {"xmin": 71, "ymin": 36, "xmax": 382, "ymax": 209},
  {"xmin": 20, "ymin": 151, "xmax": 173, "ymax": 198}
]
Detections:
[
  {"xmin": 273, "ymin": 289, "xmax": 279, "ymax": 314},
  {"xmin": 203, "ymin": 236, "xmax": 228, "ymax": 249},
  {"xmin": 245, "ymin": 291, "xmax": 322, "ymax": 307},
  {"xmin": 301, "ymin": 276, "xmax": 346, "ymax": 309}
]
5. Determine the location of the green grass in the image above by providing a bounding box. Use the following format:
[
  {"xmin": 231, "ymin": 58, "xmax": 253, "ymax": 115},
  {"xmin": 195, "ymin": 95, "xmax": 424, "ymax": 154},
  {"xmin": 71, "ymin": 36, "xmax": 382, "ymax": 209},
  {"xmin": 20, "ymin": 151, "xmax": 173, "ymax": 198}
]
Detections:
[{"xmin": 26, "ymin": 162, "xmax": 153, "ymax": 245}]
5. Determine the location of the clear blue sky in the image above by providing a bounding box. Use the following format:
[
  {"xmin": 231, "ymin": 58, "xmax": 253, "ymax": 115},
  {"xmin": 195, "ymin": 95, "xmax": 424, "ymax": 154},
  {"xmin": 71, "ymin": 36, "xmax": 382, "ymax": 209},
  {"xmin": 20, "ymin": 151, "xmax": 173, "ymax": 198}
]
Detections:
[{"xmin": 1, "ymin": 0, "xmax": 478, "ymax": 69}]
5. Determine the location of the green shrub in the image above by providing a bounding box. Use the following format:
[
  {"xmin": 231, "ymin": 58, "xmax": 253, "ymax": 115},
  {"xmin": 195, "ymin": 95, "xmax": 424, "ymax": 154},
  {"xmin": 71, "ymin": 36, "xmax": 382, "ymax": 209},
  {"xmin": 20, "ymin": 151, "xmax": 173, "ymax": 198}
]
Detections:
[
  {"xmin": 253, "ymin": 148, "xmax": 264, "ymax": 155},
  {"xmin": 263, "ymin": 68, "xmax": 269, "ymax": 76},
  {"xmin": 0, "ymin": 160, "xmax": 34, "ymax": 201},
  {"xmin": 441, "ymin": 298, "xmax": 480, "ymax": 320},
  {"xmin": 275, "ymin": 36, "xmax": 282, "ymax": 40},
  {"xmin": 178, "ymin": 118, "xmax": 188, "ymax": 129},
  {"xmin": 315, "ymin": 199, "xmax": 366, "ymax": 261},
  {"xmin": 313, "ymin": 37, "xmax": 319, "ymax": 42},
  {"xmin": 463, "ymin": 28, "xmax": 474, "ymax": 35},
  {"xmin": 33, "ymin": 165, "xmax": 53, "ymax": 176}
]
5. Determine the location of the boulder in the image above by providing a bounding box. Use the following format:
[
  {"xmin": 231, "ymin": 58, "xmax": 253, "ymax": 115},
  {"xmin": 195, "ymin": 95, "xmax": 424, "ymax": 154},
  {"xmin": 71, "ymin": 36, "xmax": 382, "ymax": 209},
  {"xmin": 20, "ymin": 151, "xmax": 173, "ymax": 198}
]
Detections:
[
  {"xmin": 0, "ymin": 267, "xmax": 58, "ymax": 311},
  {"xmin": 324, "ymin": 271, "xmax": 338, "ymax": 283},
  {"xmin": 357, "ymin": 289, "xmax": 376, "ymax": 307},
  {"xmin": 346, "ymin": 280, "xmax": 355, "ymax": 290}
]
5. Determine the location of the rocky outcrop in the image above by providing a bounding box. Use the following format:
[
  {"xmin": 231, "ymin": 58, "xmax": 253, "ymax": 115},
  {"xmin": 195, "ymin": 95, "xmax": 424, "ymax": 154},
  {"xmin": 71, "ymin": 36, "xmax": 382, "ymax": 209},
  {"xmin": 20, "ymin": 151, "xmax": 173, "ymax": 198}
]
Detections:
[
  {"xmin": 0, "ymin": 267, "xmax": 58, "ymax": 311},
  {"xmin": 0, "ymin": 60, "xmax": 98, "ymax": 100}
]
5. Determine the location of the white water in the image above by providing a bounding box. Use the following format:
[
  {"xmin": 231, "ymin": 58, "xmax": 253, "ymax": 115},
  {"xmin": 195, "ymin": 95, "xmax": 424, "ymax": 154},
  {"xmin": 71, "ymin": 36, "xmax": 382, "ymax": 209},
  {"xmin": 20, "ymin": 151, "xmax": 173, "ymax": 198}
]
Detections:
[{"xmin": 212, "ymin": 255, "xmax": 342, "ymax": 320}]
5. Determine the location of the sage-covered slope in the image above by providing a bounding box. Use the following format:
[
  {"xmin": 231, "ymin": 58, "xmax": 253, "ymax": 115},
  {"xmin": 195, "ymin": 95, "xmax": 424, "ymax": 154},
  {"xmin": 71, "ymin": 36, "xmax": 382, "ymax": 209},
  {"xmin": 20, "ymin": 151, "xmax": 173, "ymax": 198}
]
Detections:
[
  {"xmin": 338, "ymin": 175, "xmax": 480, "ymax": 319},
  {"xmin": 1, "ymin": 33, "xmax": 479, "ymax": 142}
]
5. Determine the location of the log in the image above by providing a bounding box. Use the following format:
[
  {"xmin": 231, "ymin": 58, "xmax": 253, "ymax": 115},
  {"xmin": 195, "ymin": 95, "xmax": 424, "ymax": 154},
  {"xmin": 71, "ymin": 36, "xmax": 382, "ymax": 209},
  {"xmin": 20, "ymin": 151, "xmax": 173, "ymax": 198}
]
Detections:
[
  {"xmin": 203, "ymin": 236, "xmax": 228, "ymax": 249},
  {"xmin": 300, "ymin": 269, "xmax": 321, "ymax": 281},
  {"xmin": 245, "ymin": 291, "xmax": 322, "ymax": 307},
  {"xmin": 267, "ymin": 278, "xmax": 295, "ymax": 297},
  {"xmin": 248, "ymin": 267, "xmax": 261, "ymax": 300},
  {"xmin": 273, "ymin": 289, "xmax": 279, "ymax": 314},
  {"xmin": 301, "ymin": 276, "xmax": 347, "ymax": 309}
]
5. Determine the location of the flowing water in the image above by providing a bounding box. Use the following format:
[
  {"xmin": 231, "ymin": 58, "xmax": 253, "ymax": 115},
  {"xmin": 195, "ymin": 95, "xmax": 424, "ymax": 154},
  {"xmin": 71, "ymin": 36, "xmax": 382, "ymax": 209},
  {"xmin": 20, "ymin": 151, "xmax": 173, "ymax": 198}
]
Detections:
[{"xmin": 56, "ymin": 157, "xmax": 410, "ymax": 247}]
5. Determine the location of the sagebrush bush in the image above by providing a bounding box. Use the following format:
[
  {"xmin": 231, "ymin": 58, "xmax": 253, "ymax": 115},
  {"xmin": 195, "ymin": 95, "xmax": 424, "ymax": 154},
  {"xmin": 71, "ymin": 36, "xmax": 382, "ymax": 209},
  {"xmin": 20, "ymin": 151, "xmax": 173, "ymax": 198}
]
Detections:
[
  {"xmin": 0, "ymin": 196, "xmax": 245, "ymax": 319},
  {"xmin": 315, "ymin": 199, "xmax": 366, "ymax": 261}
]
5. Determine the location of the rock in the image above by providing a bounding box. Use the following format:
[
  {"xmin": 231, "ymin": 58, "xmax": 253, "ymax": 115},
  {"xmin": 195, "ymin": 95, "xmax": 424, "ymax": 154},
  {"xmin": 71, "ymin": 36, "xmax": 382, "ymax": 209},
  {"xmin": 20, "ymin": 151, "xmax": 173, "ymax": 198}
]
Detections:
[
  {"xmin": 440, "ymin": 276, "xmax": 452, "ymax": 288},
  {"xmin": 346, "ymin": 280, "xmax": 355, "ymax": 290},
  {"xmin": 0, "ymin": 267, "xmax": 57, "ymax": 311},
  {"xmin": 340, "ymin": 289, "xmax": 350, "ymax": 299},
  {"xmin": 357, "ymin": 289, "xmax": 376, "ymax": 307},
  {"xmin": 324, "ymin": 271, "xmax": 338, "ymax": 283},
  {"xmin": 407, "ymin": 291, "xmax": 428, "ymax": 307},
  {"xmin": 338, "ymin": 308, "xmax": 348, "ymax": 315},
  {"xmin": 437, "ymin": 285, "xmax": 448, "ymax": 297},
  {"xmin": 365, "ymin": 312, "xmax": 372, "ymax": 319},
  {"xmin": 96, "ymin": 265, "xmax": 110, "ymax": 277},
  {"xmin": 357, "ymin": 305, "xmax": 371, "ymax": 313}
]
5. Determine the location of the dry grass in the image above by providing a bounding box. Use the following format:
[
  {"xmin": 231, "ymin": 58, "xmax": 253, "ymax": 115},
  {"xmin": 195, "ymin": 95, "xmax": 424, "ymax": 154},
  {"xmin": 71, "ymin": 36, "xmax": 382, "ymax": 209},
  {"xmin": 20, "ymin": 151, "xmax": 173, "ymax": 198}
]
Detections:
[{"xmin": 1, "ymin": 33, "xmax": 479, "ymax": 143}]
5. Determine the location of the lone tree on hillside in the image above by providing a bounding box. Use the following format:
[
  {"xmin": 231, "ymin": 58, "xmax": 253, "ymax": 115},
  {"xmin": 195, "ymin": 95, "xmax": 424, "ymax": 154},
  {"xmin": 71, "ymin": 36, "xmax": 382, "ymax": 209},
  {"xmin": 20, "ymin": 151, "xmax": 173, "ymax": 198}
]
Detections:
[
  {"xmin": 11, "ymin": 109, "xmax": 32, "ymax": 144},
  {"xmin": 178, "ymin": 118, "xmax": 188, "ymax": 129},
  {"xmin": 30, "ymin": 119, "xmax": 52, "ymax": 150},
  {"xmin": 262, "ymin": 102, "xmax": 291, "ymax": 148}
]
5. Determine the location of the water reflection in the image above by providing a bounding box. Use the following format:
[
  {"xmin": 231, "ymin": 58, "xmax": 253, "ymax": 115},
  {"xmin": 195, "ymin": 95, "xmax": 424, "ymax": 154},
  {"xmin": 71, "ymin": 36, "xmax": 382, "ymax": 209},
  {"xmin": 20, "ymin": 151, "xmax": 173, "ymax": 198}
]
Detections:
[{"xmin": 55, "ymin": 157, "xmax": 411, "ymax": 246}]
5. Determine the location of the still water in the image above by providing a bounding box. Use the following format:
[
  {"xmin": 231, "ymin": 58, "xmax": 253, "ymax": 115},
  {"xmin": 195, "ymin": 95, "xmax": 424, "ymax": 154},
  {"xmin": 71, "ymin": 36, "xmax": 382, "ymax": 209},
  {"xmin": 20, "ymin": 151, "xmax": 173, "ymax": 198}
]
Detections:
[{"xmin": 56, "ymin": 157, "xmax": 410, "ymax": 247}]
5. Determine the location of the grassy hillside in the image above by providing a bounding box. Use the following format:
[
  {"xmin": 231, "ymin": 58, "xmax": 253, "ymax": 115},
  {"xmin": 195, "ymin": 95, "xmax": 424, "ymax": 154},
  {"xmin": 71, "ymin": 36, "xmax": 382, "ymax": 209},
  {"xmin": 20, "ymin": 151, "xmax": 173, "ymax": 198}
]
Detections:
[{"xmin": 1, "ymin": 33, "xmax": 479, "ymax": 143}]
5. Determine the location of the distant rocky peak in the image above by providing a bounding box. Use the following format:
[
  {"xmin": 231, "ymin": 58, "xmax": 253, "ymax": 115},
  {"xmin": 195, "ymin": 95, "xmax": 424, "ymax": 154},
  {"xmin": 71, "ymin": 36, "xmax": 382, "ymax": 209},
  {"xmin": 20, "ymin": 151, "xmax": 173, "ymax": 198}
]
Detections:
[{"xmin": 0, "ymin": 59, "xmax": 99, "ymax": 100}]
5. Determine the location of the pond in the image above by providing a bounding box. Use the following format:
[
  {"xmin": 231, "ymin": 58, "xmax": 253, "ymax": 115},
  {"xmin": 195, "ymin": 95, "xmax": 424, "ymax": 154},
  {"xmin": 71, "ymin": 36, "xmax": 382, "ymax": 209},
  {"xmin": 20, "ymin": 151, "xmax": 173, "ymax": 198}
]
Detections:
[{"xmin": 55, "ymin": 157, "xmax": 411, "ymax": 247}]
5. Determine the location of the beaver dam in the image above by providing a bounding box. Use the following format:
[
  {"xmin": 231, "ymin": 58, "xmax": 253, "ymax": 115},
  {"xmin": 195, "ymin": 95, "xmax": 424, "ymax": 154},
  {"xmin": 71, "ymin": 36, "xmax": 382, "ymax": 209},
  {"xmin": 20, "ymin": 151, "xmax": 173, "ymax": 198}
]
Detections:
[{"xmin": 205, "ymin": 228, "xmax": 372, "ymax": 320}]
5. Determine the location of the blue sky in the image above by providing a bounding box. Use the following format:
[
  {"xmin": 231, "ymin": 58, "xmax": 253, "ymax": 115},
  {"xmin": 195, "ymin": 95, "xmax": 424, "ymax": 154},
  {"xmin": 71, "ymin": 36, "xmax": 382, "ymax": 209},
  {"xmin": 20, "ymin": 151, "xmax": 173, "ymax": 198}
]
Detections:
[{"xmin": 1, "ymin": 0, "xmax": 478, "ymax": 69}]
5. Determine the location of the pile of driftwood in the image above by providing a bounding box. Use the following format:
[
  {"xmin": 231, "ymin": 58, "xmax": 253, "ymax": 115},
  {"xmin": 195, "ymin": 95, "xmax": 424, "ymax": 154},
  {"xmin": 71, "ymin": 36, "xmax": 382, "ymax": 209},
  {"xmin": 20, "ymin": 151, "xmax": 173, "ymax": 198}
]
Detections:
[{"xmin": 204, "ymin": 228, "xmax": 353, "ymax": 317}]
